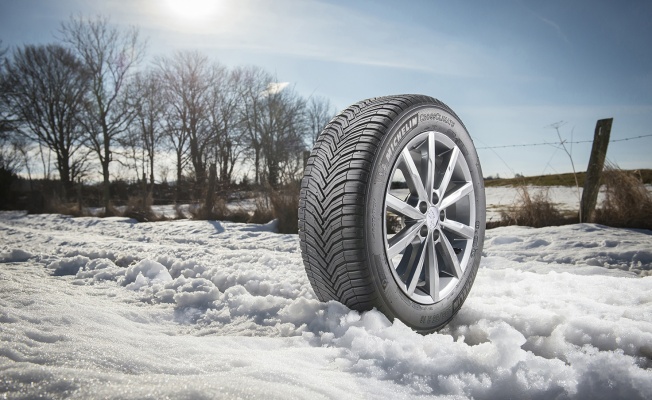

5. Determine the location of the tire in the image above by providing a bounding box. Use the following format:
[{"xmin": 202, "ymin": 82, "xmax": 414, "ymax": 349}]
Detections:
[{"xmin": 299, "ymin": 94, "xmax": 485, "ymax": 333}]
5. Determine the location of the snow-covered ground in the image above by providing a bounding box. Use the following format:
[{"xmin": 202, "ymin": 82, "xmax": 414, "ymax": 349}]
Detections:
[{"xmin": 1, "ymin": 211, "xmax": 651, "ymax": 399}]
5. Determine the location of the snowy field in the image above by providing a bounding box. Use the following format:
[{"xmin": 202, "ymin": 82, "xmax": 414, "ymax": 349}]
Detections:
[
  {"xmin": 1, "ymin": 211, "xmax": 652, "ymax": 399},
  {"xmin": 485, "ymin": 185, "xmax": 652, "ymax": 223},
  {"xmin": 148, "ymin": 184, "xmax": 651, "ymax": 222}
]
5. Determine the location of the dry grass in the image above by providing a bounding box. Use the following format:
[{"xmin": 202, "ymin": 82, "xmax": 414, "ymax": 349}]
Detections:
[
  {"xmin": 174, "ymin": 204, "xmax": 186, "ymax": 220},
  {"xmin": 249, "ymin": 196, "xmax": 274, "ymax": 224},
  {"xmin": 189, "ymin": 197, "xmax": 229, "ymax": 221},
  {"xmin": 121, "ymin": 195, "xmax": 165, "ymax": 222},
  {"xmin": 270, "ymin": 185, "xmax": 299, "ymax": 234},
  {"xmin": 191, "ymin": 196, "xmax": 263, "ymax": 225},
  {"xmin": 498, "ymin": 186, "xmax": 570, "ymax": 228},
  {"xmin": 594, "ymin": 165, "xmax": 652, "ymax": 230},
  {"xmin": 246, "ymin": 185, "xmax": 299, "ymax": 233},
  {"xmin": 50, "ymin": 201, "xmax": 88, "ymax": 218},
  {"xmin": 189, "ymin": 187, "xmax": 299, "ymax": 233}
]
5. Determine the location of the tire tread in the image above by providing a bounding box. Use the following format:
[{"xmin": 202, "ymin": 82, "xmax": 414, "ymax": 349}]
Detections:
[{"xmin": 300, "ymin": 94, "xmax": 460, "ymax": 311}]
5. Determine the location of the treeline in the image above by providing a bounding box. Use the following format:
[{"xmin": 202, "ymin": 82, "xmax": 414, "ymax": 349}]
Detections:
[{"xmin": 0, "ymin": 16, "xmax": 335, "ymax": 214}]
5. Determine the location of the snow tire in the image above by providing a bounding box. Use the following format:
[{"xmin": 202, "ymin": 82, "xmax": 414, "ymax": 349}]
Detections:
[{"xmin": 299, "ymin": 94, "xmax": 485, "ymax": 333}]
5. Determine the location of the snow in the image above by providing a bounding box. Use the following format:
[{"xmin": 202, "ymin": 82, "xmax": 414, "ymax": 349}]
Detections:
[{"xmin": 1, "ymin": 211, "xmax": 651, "ymax": 399}]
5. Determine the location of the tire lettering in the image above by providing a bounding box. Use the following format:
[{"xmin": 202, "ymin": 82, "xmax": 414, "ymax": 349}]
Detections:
[
  {"xmin": 384, "ymin": 115, "xmax": 419, "ymax": 162},
  {"xmin": 420, "ymin": 312, "xmax": 446, "ymax": 325},
  {"xmin": 375, "ymin": 255, "xmax": 388, "ymax": 290},
  {"xmin": 453, "ymin": 261, "xmax": 477, "ymax": 311},
  {"xmin": 419, "ymin": 112, "xmax": 456, "ymax": 128}
]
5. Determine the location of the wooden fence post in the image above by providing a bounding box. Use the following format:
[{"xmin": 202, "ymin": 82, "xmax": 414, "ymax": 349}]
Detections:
[{"xmin": 580, "ymin": 118, "xmax": 612, "ymax": 222}]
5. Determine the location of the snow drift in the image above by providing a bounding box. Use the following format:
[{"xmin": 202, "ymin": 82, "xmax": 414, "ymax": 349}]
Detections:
[{"xmin": 1, "ymin": 211, "xmax": 651, "ymax": 399}]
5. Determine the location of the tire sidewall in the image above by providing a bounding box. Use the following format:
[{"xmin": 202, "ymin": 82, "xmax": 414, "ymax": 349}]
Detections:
[{"xmin": 365, "ymin": 103, "xmax": 486, "ymax": 332}]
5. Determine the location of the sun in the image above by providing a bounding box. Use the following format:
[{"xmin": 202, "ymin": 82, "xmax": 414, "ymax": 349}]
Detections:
[{"xmin": 166, "ymin": 0, "xmax": 221, "ymax": 20}]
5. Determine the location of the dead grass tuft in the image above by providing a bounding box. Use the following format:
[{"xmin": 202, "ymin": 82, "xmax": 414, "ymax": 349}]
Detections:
[
  {"xmin": 249, "ymin": 196, "xmax": 274, "ymax": 224},
  {"xmin": 499, "ymin": 186, "xmax": 569, "ymax": 228},
  {"xmin": 594, "ymin": 164, "xmax": 652, "ymax": 230},
  {"xmin": 121, "ymin": 195, "xmax": 165, "ymax": 222},
  {"xmin": 270, "ymin": 185, "xmax": 299, "ymax": 234}
]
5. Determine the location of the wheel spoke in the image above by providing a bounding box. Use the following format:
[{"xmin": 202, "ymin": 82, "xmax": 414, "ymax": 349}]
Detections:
[
  {"xmin": 426, "ymin": 237, "xmax": 439, "ymax": 302},
  {"xmin": 424, "ymin": 132, "xmax": 436, "ymax": 203},
  {"xmin": 438, "ymin": 146, "xmax": 460, "ymax": 199},
  {"xmin": 440, "ymin": 182, "xmax": 473, "ymax": 210},
  {"xmin": 439, "ymin": 230, "xmax": 463, "ymax": 278},
  {"xmin": 441, "ymin": 219, "xmax": 474, "ymax": 239},
  {"xmin": 388, "ymin": 222, "xmax": 424, "ymax": 259},
  {"xmin": 400, "ymin": 148, "xmax": 429, "ymax": 202},
  {"xmin": 386, "ymin": 194, "xmax": 424, "ymax": 221},
  {"xmin": 407, "ymin": 233, "xmax": 429, "ymax": 295}
]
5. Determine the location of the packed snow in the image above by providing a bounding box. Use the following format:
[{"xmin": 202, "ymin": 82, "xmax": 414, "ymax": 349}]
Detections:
[{"xmin": 1, "ymin": 211, "xmax": 651, "ymax": 399}]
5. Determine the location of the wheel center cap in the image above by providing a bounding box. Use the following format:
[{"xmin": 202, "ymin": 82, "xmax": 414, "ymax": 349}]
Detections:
[{"xmin": 426, "ymin": 206, "xmax": 439, "ymax": 231}]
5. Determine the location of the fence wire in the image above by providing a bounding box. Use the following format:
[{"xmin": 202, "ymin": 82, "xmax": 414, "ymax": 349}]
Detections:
[{"xmin": 476, "ymin": 134, "xmax": 652, "ymax": 150}]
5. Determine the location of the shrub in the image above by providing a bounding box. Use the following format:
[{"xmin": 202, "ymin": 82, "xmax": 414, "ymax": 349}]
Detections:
[
  {"xmin": 270, "ymin": 185, "xmax": 299, "ymax": 234},
  {"xmin": 190, "ymin": 198, "xmax": 229, "ymax": 221},
  {"xmin": 174, "ymin": 204, "xmax": 186, "ymax": 220},
  {"xmin": 121, "ymin": 194, "xmax": 164, "ymax": 222},
  {"xmin": 500, "ymin": 186, "xmax": 568, "ymax": 228},
  {"xmin": 246, "ymin": 185, "xmax": 299, "ymax": 233},
  {"xmin": 594, "ymin": 164, "xmax": 652, "ymax": 230},
  {"xmin": 249, "ymin": 195, "xmax": 274, "ymax": 224}
]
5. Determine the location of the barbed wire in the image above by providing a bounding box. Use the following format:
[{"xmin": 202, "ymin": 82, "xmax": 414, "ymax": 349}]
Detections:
[{"xmin": 476, "ymin": 133, "xmax": 652, "ymax": 150}]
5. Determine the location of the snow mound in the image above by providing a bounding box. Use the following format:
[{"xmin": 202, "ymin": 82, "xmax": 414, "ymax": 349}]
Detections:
[
  {"xmin": 121, "ymin": 259, "xmax": 172, "ymax": 290},
  {"xmin": 47, "ymin": 255, "xmax": 90, "ymax": 276},
  {"xmin": 0, "ymin": 248, "xmax": 33, "ymax": 262},
  {"xmin": 75, "ymin": 258, "xmax": 125, "ymax": 281}
]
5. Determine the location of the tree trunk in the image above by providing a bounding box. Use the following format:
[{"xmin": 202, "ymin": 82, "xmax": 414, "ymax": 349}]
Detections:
[
  {"xmin": 77, "ymin": 178, "xmax": 83, "ymax": 214},
  {"xmin": 149, "ymin": 154, "xmax": 155, "ymax": 199},
  {"xmin": 58, "ymin": 157, "xmax": 72, "ymax": 201},
  {"xmin": 142, "ymin": 172, "xmax": 148, "ymax": 210},
  {"xmin": 203, "ymin": 163, "xmax": 217, "ymax": 219},
  {"xmin": 175, "ymin": 152, "xmax": 183, "ymax": 204},
  {"xmin": 254, "ymin": 147, "xmax": 260, "ymax": 185},
  {"xmin": 102, "ymin": 160, "xmax": 111, "ymax": 216}
]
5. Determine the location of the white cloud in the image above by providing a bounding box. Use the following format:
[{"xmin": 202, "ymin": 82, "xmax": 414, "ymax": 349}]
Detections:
[{"xmin": 262, "ymin": 81, "xmax": 289, "ymax": 96}]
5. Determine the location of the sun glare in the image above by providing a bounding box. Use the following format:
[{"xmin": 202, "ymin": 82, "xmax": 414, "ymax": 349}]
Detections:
[{"xmin": 166, "ymin": 0, "xmax": 221, "ymax": 20}]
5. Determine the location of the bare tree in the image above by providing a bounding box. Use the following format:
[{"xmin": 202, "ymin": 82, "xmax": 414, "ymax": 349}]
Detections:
[
  {"xmin": 258, "ymin": 83, "xmax": 307, "ymax": 188},
  {"xmin": 0, "ymin": 133, "xmax": 26, "ymax": 178},
  {"xmin": 0, "ymin": 39, "xmax": 24, "ymax": 171},
  {"xmin": 124, "ymin": 70, "xmax": 166, "ymax": 197},
  {"xmin": 161, "ymin": 106, "xmax": 189, "ymax": 203},
  {"xmin": 238, "ymin": 66, "xmax": 273, "ymax": 185},
  {"xmin": 60, "ymin": 15, "xmax": 145, "ymax": 213},
  {"xmin": 0, "ymin": 40, "xmax": 15, "ymax": 136},
  {"xmin": 156, "ymin": 51, "xmax": 213, "ymax": 198},
  {"xmin": 306, "ymin": 95, "xmax": 336, "ymax": 146},
  {"xmin": 207, "ymin": 66, "xmax": 246, "ymax": 186},
  {"xmin": 2, "ymin": 44, "xmax": 89, "ymax": 198}
]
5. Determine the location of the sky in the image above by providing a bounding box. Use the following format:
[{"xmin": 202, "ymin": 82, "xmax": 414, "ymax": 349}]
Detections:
[{"xmin": 1, "ymin": 0, "xmax": 651, "ymax": 178}]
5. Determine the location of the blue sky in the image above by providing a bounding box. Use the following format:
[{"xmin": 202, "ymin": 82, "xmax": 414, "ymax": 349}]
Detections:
[{"xmin": 1, "ymin": 0, "xmax": 651, "ymax": 178}]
